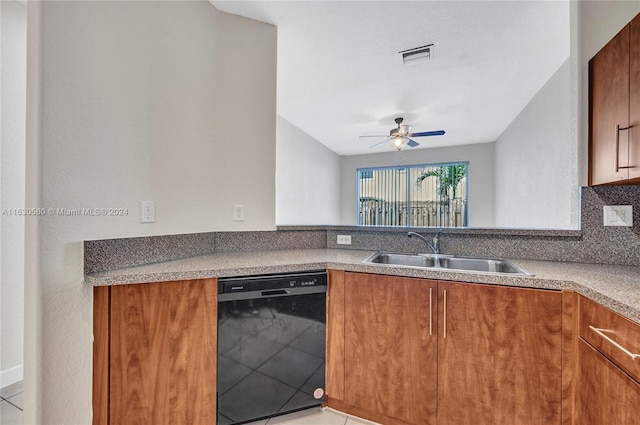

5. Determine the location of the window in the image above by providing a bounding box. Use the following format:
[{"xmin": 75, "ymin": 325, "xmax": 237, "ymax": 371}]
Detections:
[{"xmin": 357, "ymin": 162, "xmax": 469, "ymax": 227}]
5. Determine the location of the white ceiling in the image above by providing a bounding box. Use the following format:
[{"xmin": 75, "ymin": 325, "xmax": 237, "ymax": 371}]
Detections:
[{"xmin": 211, "ymin": 1, "xmax": 570, "ymax": 155}]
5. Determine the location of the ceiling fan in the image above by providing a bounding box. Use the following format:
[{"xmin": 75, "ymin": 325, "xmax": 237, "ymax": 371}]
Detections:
[{"xmin": 360, "ymin": 117, "xmax": 445, "ymax": 151}]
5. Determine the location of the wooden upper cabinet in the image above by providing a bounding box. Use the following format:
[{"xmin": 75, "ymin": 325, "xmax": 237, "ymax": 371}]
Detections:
[
  {"xmin": 437, "ymin": 281, "xmax": 563, "ymax": 425},
  {"xmin": 589, "ymin": 24, "xmax": 630, "ymax": 185},
  {"xmin": 589, "ymin": 12, "xmax": 640, "ymax": 185},
  {"xmin": 630, "ymin": 13, "xmax": 640, "ymax": 181},
  {"xmin": 343, "ymin": 272, "xmax": 437, "ymax": 425}
]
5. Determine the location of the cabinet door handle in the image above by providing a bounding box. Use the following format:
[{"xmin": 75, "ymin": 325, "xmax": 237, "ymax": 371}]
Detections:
[
  {"xmin": 443, "ymin": 289, "xmax": 447, "ymax": 338},
  {"xmin": 589, "ymin": 325, "xmax": 640, "ymax": 360},
  {"xmin": 615, "ymin": 124, "xmax": 633, "ymax": 172},
  {"xmin": 429, "ymin": 287, "xmax": 433, "ymax": 336}
]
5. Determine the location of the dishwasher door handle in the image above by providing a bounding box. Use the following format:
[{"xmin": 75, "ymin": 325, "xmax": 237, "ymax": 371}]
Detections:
[{"xmin": 261, "ymin": 289, "xmax": 291, "ymax": 297}]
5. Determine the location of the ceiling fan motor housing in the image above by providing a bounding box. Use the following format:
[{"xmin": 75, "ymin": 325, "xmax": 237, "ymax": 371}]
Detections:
[{"xmin": 390, "ymin": 125, "xmax": 411, "ymax": 137}]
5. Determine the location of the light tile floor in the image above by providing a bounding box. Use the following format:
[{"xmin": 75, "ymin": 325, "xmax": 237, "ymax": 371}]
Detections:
[
  {"xmin": 244, "ymin": 407, "xmax": 380, "ymax": 425},
  {"xmin": 0, "ymin": 382, "xmax": 377, "ymax": 425},
  {"xmin": 0, "ymin": 381, "xmax": 23, "ymax": 425}
]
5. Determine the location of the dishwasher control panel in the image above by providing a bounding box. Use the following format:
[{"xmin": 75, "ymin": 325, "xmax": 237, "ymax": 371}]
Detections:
[{"xmin": 219, "ymin": 271, "xmax": 327, "ymax": 294}]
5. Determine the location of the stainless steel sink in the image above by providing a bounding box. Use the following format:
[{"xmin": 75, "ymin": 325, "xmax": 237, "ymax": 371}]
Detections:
[
  {"xmin": 364, "ymin": 252, "xmax": 532, "ymax": 276},
  {"xmin": 437, "ymin": 257, "xmax": 531, "ymax": 274},
  {"xmin": 366, "ymin": 252, "xmax": 444, "ymax": 268}
]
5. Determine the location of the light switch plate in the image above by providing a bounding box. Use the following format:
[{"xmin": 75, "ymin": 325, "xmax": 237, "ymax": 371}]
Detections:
[{"xmin": 603, "ymin": 205, "xmax": 633, "ymax": 227}]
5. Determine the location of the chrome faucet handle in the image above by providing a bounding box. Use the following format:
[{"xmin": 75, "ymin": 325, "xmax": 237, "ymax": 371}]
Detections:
[{"xmin": 432, "ymin": 229, "xmax": 443, "ymax": 254}]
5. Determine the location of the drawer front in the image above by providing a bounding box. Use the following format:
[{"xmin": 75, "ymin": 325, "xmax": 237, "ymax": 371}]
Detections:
[{"xmin": 580, "ymin": 295, "xmax": 640, "ymax": 381}]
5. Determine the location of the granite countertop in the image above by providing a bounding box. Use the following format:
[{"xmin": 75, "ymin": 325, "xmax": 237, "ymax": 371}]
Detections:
[{"xmin": 85, "ymin": 248, "xmax": 640, "ymax": 324}]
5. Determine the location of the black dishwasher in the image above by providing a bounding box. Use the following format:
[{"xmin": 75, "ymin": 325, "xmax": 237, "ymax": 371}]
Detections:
[{"xmin": 217, "ymin": 271, "xmax": 327, "ymax": 425}]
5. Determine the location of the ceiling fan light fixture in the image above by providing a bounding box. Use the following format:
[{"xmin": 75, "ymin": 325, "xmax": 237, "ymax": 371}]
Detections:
[
  {"xmin": 399, "ymin": 44, "xmax": 433, "ymax": 64},
  {"xmin": 391, "ymin": 136, "xmax": 409, "ymax": 151}
]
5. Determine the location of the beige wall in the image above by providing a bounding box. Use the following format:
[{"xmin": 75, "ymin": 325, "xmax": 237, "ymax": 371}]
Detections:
[
  {"xmin": 24, "ymin": 2, "xmax": 276, "ymax": 422},
  {"xmin": 495, "ymin": 59, "xmax": 577, "ymax": 229},
  {"xmin": 0, "ymin": 0, "xmax": 26, "ymax": 387},
  {"xmin": 276, "ymin": 115, "xmax": 341, "ymax": 225}
]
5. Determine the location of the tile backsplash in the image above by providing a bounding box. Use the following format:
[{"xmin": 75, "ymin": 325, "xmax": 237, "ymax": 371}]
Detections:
[{"xmin": 84, "ymin": 230, "xmax": 327, "ymax": 274}]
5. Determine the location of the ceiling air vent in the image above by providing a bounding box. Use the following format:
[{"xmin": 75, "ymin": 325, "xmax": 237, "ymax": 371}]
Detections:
[{"xmin": 399, "ymin": 44, "xmax": 433, "ymax": 64}]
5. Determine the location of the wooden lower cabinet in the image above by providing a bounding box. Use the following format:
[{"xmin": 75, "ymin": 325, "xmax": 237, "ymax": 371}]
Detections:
[
  {"xmin": 327, "ymin": 272, "xmax": 563, "ymax": 425},
  {"xmin": 93, "ymin": 279, "xmax": 217, "ymax": 425},
  {"xmin": 576, "ymin": 339, "xmax": 640, "ymax": 424},
  {"xmin": 437, "ymin": 281, "xmax": 562, "ymax": 425},
  {"xmin": 342, "ymin": 272, "xmax": 437, "ymax": 425},
  {"xmin": 576, "ymin": 295, "xmax": 640, "ymax": 425}
]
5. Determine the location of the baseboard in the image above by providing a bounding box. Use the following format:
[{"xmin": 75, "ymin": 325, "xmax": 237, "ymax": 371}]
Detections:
[{"xmin": 0, "ymin": 364, "xmax": 23, "ymax": 388}]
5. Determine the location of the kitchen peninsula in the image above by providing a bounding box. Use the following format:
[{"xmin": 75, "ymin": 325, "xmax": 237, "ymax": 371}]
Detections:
[{"xmin": 86, "ymin": 222, "xmax": 640, "ymax": 425}]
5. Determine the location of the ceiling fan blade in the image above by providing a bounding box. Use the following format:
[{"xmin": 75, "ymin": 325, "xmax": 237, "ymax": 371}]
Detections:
[
  {"xmin": 407, "ymin": 139, "xmax": 420, "ymax": 148},
  {"xmin": 359, "ymin": 135, "xmax": 389, "ymax": 138},
  {"xmin": 409, "ymin": 130, "xmax": 446, "ymax": 137},
  {"xmin": 369, "ymin": 138, "xmax": 391, "ymax": 148}
]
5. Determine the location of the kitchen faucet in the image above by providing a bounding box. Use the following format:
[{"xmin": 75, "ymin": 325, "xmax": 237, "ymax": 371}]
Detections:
[{"xmin": 408, "ymin": 230, "xmax": 443, "ymax": 254}]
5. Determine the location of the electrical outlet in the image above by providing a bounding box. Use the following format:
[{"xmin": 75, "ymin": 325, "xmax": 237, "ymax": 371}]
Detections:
[
  {"xmin": 337, "ymin": 235, "xmax": 352, "ymax": 245},
  {"xmin": 233, "ymin": 205, "xmax": 245, "ymax": 222},
  {"xmin": 139, "ymin": 201, "xmax": 155, "ymax": 223},
  {"xmin": 603, "ymin": 205, "xmax": 633, "ymax": 227}
]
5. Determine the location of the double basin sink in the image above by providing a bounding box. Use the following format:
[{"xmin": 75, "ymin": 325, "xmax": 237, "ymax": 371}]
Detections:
[{"xmin": 364, "ymin": 252, "xmax": 533, "ymax": 276}]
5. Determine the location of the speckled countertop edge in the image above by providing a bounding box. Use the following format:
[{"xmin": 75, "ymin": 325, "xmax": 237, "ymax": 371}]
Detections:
[{"xmin": 85, "ymin": 248, "xmax": 640, "ymax": 324}]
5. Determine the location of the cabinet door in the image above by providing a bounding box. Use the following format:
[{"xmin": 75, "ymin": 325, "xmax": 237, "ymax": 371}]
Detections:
[
  {"xmin": 437, "ymin": 282, "xmax": 562, "ymax": 425},
  {"xmin": 630, "ymin": 14, "xmax": 640, "ymax": 181},
  {"xmin": 344, "ymin": 273, "xmax": 437, "ymax": 425},
  {"xmin": 576, "ymin": 339, "xmax": 640, "ymax": 425},
  {"xmin": 589, "ymin": 24, "xmax": 630, "ymax": 185},
  {"xmin": 109, "ymin": 280, "xmax": 217, "ymax": 425}
]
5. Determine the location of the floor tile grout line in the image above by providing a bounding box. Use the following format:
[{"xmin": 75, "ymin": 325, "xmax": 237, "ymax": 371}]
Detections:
[
  {"xmin": 4, "ymin": 397, "xmax": 23, "ymax": 411},
  {"xmin": 1, "ymin": 398, "xmax": 22, "ymax": 412}
]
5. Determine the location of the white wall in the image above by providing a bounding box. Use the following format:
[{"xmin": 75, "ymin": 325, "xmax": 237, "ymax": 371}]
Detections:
[
  {"xmin": 0, "ymin": 0, "xmax": 26, "ymax": 388},
  {"xmin": 577, "ymin": 1, "xmax": 640, "ymax": 186},
  {"xmin": 494, "ymin": 0, "xmax": 640, "ymax": 228},
  {"xmin": 495, "ymin": 59, "xmax": 578, "ymax": 229},
  {"xmin": 276, "ymin": 116, "xmax": 341, "ymax": 225},
  {"xmin": 24, "ymin": 1, "xmax": 276, "ymax": 423},
  {"xmin": 340, "ymin": 143, "xmax": 496, "ymax": 227}
]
